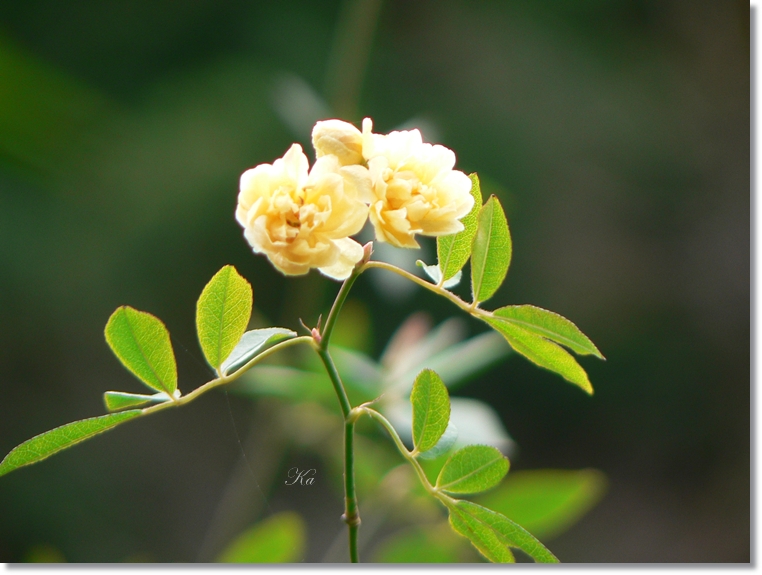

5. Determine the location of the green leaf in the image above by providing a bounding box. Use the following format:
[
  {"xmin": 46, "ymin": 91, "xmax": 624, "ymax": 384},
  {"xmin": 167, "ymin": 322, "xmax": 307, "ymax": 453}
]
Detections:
[
  {"xmin": 416, "ymin": 260, "xmax": 462, "ymax": 289},
  {"xmin": 217, "ymin": 511, "xmax": 306, "ymax": 563},
  {"xmin": 104, "ymin": 306, "xmax": 178, "ymax": 395},
  {"xmin": 448, "ymin": 502, "xmax": 514, "ymax": 563},
  {"xmin": 418, "ymin": 418, "xmax": 458, "ymax": 460},
  {"xmin": 0, "ymin": 411, "xmax": 142, "ymax": 477},
  {"xmin": 196, "ymin": 265, "xmax": 253, "ymax": 370},
  {"xmin": 470, "ymin": 195, "xmax": 511, "ymax": 305},
  {"xmin": 438, "ymin": 173, "xmax": 484, "ymax": 282},
  {"xmin": 103, "ymin": 391, "xmax": 174, "ymax": 412},
  {"xmin": 436, "ymin": 444, "xmax": 509, "ymax": 494},
  {"xmin": 491, "ymin": 305, "xmax": 604, "ymax": 359},
  {"xmin": 475, "ymin": 469, "xmax": 607, "ymax": 540},
  {"xmin": 447, "ymin": 500, "xmax": 559, "ymax": 563},
  {"xmin": 220, "ymin": 327, "xmax": 297, "ymax": 376},
  {"xmin": 483, "ymin": 315, "xmax": 593, "ymax": 394},
  {"xmin": 411, "ymin": 369, "xmax": 451, "ymax": 453}
]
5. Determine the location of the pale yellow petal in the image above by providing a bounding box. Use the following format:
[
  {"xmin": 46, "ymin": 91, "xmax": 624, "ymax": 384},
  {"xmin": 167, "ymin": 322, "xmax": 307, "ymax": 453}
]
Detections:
[
  {"xmin": 360, "ymin": 121, "xmax": 473, "ymax": 248},
  {"xmin": 318, "ymin": 238, "xmax": 364, "ymax": 280},
  {"xmin": 237, "ymin": 141, "xmax": 369, "ymax": 280},
  {"xmin": 312, "ymin": 119, "xmax": 363, "ymax": 166},
  {"xmin": 340, "ymin": 164, "xmax": 375, "ymax": 204}
]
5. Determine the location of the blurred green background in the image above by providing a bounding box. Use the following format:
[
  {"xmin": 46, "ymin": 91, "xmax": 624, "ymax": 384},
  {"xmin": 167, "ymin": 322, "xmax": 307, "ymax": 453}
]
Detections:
[{"xmin": 0, "ymin": 0, "xmax": 749, "ymax": 563}]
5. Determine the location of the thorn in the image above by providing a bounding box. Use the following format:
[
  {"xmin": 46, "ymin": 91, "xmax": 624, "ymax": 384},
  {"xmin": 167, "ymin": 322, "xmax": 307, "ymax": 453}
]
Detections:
[
  {"xmin": 300, "ymin": 317, "xmax": 322, "ymax": 343},
  {"xmin": 359, "ymin": 394, "xmax": 384, "ymax": 409}
]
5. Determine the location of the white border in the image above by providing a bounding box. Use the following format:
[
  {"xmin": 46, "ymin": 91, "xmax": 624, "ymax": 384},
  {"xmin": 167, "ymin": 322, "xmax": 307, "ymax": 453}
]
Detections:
[{"xmin": 1, "ymin": 4, "xmax": 756, "ymax": 574}]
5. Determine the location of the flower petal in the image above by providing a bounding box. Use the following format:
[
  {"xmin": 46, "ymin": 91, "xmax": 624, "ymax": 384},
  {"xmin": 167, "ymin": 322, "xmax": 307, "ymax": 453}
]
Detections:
[{"xmin": 318, "ymin": 238, "xmax": 364, "ymax": 280}]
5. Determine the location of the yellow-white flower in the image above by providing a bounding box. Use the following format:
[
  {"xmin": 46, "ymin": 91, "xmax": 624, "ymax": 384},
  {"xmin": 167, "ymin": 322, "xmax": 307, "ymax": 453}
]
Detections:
[
  {"xmin": 236, "ymin": 144, "xmax": 370, "ymax": 280},
  {"xmin": 361, "ymin": 118, "xmax": 474, "ymax": 248},
  {"xmin": 312, "ymin": 119, "xmax": 364, "ymax": 166}
]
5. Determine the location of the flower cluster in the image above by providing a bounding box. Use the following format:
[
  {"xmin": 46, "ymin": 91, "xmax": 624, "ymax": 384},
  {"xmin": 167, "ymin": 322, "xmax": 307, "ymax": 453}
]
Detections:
[{"xmin": 236, "ymin": 118, "xmax": 473, "ymax": 280}]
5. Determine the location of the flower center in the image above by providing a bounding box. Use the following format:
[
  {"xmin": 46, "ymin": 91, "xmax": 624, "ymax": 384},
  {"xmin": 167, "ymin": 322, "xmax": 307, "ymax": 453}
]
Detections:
[{"xmin": 286, "ymin": 213, "xmax": 301, "ymax": 228}]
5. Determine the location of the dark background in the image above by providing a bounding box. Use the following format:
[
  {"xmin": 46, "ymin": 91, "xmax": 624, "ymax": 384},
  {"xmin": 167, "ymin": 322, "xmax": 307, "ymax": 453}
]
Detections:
[{"xmin": 0, "ymin": 0, "xmax": 750, "ymax": 563}]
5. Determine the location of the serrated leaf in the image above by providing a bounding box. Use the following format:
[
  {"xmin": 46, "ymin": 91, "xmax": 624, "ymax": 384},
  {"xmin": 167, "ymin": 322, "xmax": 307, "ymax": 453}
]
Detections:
[
  {"xmin": 475, "ymin": 469, "xmax": 607, "ymax": 540},
  {"xmin": 196, "ymin": 265, "xmax": 253, "ymax": 371},
  {"xmin": 416, "ymin": 260, "xmax": 462, "ymax": 289},
  {"xmin": 436, "ymin": 444, "xmax": 509, "ymax": 494},
  {"xmin": 438, "ymin": 173, "xmax": 483, "ymax": 282},
  {"xmin": 448, "ymin": 502, "xmax": 515, "ymax": 563},
  {"xmin": 483, "ymin": 315, "xmax": 593, "ymax": 394},
  {"xmin": 470, "ymin": 195, "xmax": 511, "ymax": 305},
  {"xmin": 447, "ymin": 500, "xmax": 559, "ymax": 563},
  {"xmin": 411, "ymin": 369, "xmax": 451, "ymax": 454},
  {"xmin": 105, "ymin": 306, "xmax": 177, "ymax": 395},
  {"xmin": 103, "ymin": 391, "xmax": 174, "ymax": 412},
  {"xmin": 217, "ymin": 511, "xmax": 305, "ymax": 563},
  {"xmin": 491, "ymin": 305, "xmax": 604, "ymax": 359},
  {"xmin": 418, "ymin": 419, "xmax": 458, "ymax": 460},
  {"xmin": 0, "ymin": 411, "xmax": 142, "ymax": 477},
  {"xmin": 220, "ymin": 327, "xmax": 297, "ymax": 376}
]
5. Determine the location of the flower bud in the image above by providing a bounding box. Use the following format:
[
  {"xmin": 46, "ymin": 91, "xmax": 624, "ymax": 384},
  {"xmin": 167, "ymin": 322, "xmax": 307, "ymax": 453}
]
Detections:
[
  {"xmin": 360, "ymin": 241, "xmax": 374, "ymax": 265},
  {"xmin": 312, "ymin": 119, "xmax": 364, "ymax": 166}
]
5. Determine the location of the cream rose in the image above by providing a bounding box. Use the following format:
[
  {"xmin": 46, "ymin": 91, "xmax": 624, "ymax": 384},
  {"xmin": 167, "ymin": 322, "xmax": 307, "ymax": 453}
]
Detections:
[
  {"xmin": 236, "ymin": 144, "xmax": 370, "ymax": 280},
  {"xmin": 361, "ymin": 118, "xmax": 473, "ymax": 248}
]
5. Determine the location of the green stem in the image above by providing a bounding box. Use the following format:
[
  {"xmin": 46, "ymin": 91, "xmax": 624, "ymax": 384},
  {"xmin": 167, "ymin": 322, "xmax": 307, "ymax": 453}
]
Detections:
[
  {"xmin": 360, "ymin": 407, "xmax": 438, "ymax": 498},
  {"xmin": 133, "ymin": 260, "xmax": 471, "ymax": 562},
  {"xmin": 360, "ymin": 406, "xmax": 467, "ymax": 522},
  {"xmin": 344, "ymin": 419, "xmax": 360, "ymax": 563},
  {"xmin": 316, "ymin": 350, "xmax": 358, "ymax": 562},
  {"xmin": 316, "ymin": 347, "xmax": 352, "ymax": 420},
  {"xmin": 320, "ymin": 266, "xmax": 362, "ymax": 351},
  {"xmin": 140, "ymin": 335, "xmax": 314, "ymax": 417},
  {"xmin": 315, "ymin": 269, "xmax": 365, "ymax": 562},
  {"xmin": 362, "ymin": 261, "xmax": 476, "ymax": 315},
  {"xmin": 330, "ymin": 261, "xmax": 492, "ymax": 543}
]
